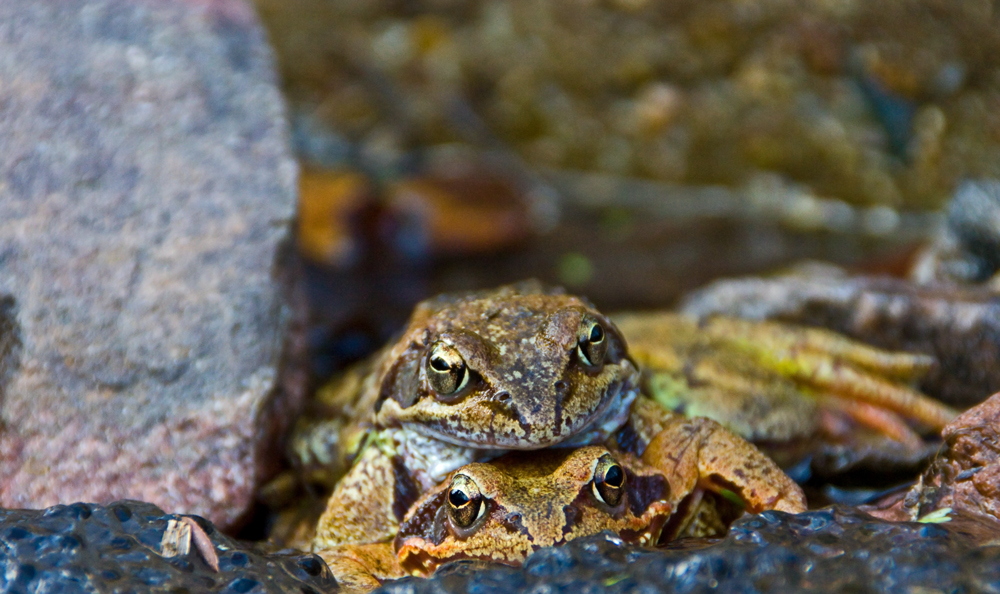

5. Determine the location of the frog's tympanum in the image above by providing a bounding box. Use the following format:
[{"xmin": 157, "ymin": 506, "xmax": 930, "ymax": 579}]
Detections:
[
  {"xmin": 309, "ymin": 282, "xmax": 806, "ymax": 560},
  {"xmin": 319, "ymin": 446, "xmax": 673, "ymax": 592}
]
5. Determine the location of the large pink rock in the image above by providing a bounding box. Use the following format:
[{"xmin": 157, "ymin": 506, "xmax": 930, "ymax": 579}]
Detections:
[{"xmin": 0, "ymin": 0, "xmax": 299, "ymax": 530}]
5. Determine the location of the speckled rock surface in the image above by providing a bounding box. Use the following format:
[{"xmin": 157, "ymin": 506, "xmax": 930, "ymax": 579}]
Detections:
[
  {"xmin": 0, "ymin": 501, "xmax": 336, "ymax": 594},
  {"xmin": 0, "ymin": 0, "xmax": 298, "ymax": 529},
  {"xmin": 378, "ymin": 507, "xmax": 1000, "ymax": 594},
  {"xmin": 4, "ymin": 502, "xmax": 998, "ymax": 594},
  {"xmin": 680, "ymin": 274, "xmax": 1000, "ymax": 408},
  {"xmin": 868, "ymin": 392, "xmax": 1000, "ymax": 535}
]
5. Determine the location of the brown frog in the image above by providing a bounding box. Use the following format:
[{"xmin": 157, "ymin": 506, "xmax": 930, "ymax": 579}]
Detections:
[
  {"xmin": 307, "ymin": 282, "xmax": 805, "ymax": 556},
  {"xmin": 319, "ymin": 446, "xmax": 674, "ymax": 593}
]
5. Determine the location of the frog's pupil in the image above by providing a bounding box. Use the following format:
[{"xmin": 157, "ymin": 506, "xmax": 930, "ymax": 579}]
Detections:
[
  {"xmin": 431, "ymin": 356, "xmax": 451, "ymax": 372},
  {"xmin": 589, "ymin": 323, "xmax": 605, "ymax": 343},
  {"xmin": 449, "ymin": 489, "xmax": 470, "ymax": 507},
  {"xmin": 604, "ymin": 465, "xmax": 624, "ymax": 488}
]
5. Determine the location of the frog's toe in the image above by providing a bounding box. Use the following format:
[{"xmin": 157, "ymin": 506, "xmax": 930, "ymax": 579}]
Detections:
[
  {"xmin": 703, "ymin": 317, "xmax": 936, "ymax": 378},
  {"xmin": 816, "ymin": 394, "xmax": 925, "ymax": 450},
  {"xmin": 701, "ymin": 316, "xmax": 957, "ymax": 439},
  {"xmin": 785, "ymin": 351, "xmax": 958, "ymax": 431}
]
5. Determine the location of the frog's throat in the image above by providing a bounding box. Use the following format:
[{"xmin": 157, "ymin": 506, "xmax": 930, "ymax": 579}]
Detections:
[{"xmin": 400, "ymin": 377, "xmax": 641, "ymax": 450}]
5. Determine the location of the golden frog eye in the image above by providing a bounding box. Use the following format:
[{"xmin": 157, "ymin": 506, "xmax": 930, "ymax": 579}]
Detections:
[
  {"xmin": 577, "ymin": 319, "xmax": 608, "ymax": 368},
  {"xmin": 592, "ymin": 453, "xmax": 625, "ymax": 507},
  {"xmin": 427, "ymin": 341, "xmax": 470, "ymax": 398},
  {"xmin": 447, "ymin": 474, "xmax": 485, "ymax": 529}
]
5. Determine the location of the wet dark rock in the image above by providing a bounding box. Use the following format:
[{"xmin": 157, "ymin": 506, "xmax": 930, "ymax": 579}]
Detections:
[
  {"xmin": 0, "ymin": 501, "xmax": 337, "ymax": 594},
  {"xmin": 680, "ymin": 274, "xmax": 1000, "ymax": 408},
  {"xmin": 0, "ymin": 0, "xmax": 298, "ymax": 529},
  {"xmin": 6, "ymin": 502, "xmax": 999, "ymax": 594},
  {"xmin": 378, "ymin": 507, "xmax": 1000, "ymax": 594}
]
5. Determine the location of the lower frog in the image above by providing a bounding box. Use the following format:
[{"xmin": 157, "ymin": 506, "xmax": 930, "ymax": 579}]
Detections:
[{"xmin": 319, "ymin": 446, "xmax": 674, "ymax": 593}]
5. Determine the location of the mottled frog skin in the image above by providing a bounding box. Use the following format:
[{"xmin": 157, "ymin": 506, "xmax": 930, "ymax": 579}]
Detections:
[
  {"xmin": 370, "ymin": 283, "xmax": 640, "ymax": 450},
  {"xmin": 395, "ymin": 445, "xmax": 672, "ymax": 574},
  {"xmin": 319, "ymin": 446, "xmax": 673, "ymax": 593},
  {"xmin": 310, "ymin": 282, "xmax": 805, "ymax": 555}
]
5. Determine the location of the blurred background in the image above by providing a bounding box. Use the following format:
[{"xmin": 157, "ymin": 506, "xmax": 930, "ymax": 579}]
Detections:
[{"xmin": 251, "ymin": 0, "xmax": 1000, "ymax": 380}]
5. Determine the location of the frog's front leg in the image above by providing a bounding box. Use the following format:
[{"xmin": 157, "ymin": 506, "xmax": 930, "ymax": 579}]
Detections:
[
  {"xmin": 318, "ymin": 543, "xmax": 405, "ymax": 594},
  {"xmin": 312, "ymin": 443, "xmax": 420, "ymax": 550},
  {"xmin": 629, "ymin": 398, "xmax": 806, "ymax": 514}
]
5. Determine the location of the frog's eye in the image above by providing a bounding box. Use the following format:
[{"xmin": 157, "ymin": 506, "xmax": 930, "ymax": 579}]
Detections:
[
  {"xmin": 592, "ymin": 454, "xmax": 625, "ymax": 507},
  {"xmin": 447, "ymin": 474, "xmax": 485, "ymax": 528},
  {"xmin": 577, "ymin": 319, "xmax": 608, "ymax": 368},
  {"xmin": 427, "ymin": 341, "xmax": 471, "ymax": 398}
]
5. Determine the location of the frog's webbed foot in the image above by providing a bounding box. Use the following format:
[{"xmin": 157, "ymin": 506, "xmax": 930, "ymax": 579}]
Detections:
[
  {"xmin": 617, "ymin": 312, "xmax": 958, "ymax": 447},
  {"xmin": 318, "ymin": 543, "xmax": 405, "ymax": 594},
  {"xmin": 639, "ymin": 410, "xmax": 807, "ymax": 516}
]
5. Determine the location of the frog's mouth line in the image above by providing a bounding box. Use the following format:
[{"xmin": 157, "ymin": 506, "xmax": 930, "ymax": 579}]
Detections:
[
  {"xmin": 397, "ymin": 546, "xmax": 526, "ymax": 577},
  {"xmin": 404, "ymin": 373, "xmax": 641, "ymax": 450}
]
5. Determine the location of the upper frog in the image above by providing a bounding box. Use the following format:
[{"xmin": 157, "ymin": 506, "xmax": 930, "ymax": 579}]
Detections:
[{"xmin": 366, "ymin": 281, "xmax": 641, "ymax": 450}]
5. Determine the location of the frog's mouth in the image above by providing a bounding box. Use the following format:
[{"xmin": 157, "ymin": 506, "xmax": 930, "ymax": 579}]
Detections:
[
  {"xmin": 404, "ymin": 372, "xmax": 641, "ymax": 450},
  {"xmin": 397, "ymin": 544, "xmax": 527, "ymax": 577}
]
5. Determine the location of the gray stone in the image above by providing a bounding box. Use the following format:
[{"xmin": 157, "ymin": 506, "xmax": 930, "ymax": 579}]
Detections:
[
  {"xmin": 911, "ymin": 179, "xmax": 1000, "ymax": 284},
  {"xmin": 0, "ymin": 0, "xmax": 298, "ymax": 530}
]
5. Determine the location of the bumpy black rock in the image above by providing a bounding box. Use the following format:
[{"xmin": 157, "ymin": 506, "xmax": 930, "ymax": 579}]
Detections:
[
  {"xmin": 5, "ymin": 503, "xmax": 1000, "ymax": 593},
  {"xmin": 376, "ymin": 507, "xmax": 1000, "ymax": 594},
  {"xmin": 0, "ymin": 501, "xmax": 337, "ymax": 594}
]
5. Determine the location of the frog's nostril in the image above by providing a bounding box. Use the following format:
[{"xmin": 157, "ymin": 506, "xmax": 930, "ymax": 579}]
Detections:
[
  {"xmin": 496, "ymin": 391, "xmax": 511, "ymax": 402},
  {"xmin": 507, "ymin": 512, "xmax": 523, "ymax": 525},
  {"xmin": 554, "ymin": 380, "xmax": 568, "ymax": 393}
]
